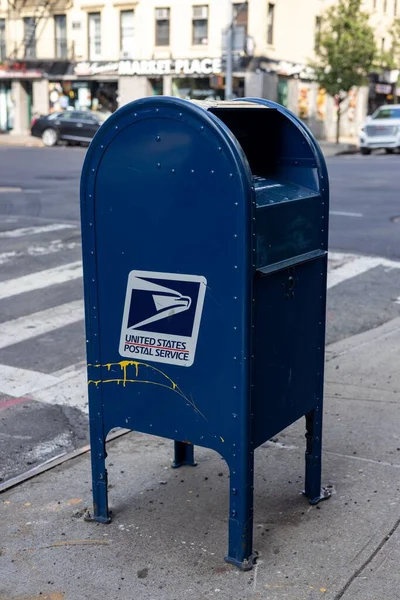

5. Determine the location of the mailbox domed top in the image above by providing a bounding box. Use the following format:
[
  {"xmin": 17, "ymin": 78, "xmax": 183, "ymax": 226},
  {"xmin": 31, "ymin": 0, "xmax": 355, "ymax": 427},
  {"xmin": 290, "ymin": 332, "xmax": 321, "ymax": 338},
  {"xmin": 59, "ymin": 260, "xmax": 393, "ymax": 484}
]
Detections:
[{"xmin": 82, "ymin": 95, "xmax": 261, "ymax": 195}]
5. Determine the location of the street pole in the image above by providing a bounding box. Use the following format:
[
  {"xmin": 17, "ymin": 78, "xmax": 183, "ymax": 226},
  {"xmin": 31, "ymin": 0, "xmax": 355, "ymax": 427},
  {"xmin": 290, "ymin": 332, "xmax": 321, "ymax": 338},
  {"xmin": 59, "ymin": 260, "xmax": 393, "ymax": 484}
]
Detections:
[{"xmin": 225, "ymin": 0, "xmax": 233, "ymax": 100}]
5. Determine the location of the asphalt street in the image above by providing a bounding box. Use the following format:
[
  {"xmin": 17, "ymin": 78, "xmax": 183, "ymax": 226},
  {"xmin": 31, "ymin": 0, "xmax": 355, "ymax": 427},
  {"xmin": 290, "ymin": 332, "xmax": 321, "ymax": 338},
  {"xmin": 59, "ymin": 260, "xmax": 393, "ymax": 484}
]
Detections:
[
  {"xmin": 328, "ymin": 152, "xmax": 400, "ymax": 260},
  {"xmin": 0, "ymin": 146, "xmax": 399, "ymax": 483}
]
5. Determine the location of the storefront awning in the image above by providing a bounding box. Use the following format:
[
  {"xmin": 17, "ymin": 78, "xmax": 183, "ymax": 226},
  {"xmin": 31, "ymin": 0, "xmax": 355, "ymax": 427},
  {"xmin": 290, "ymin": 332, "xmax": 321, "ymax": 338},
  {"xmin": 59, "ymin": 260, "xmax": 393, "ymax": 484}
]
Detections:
[{"xmin": 0, "ymin": 60, "xmax": 74, "ymax": 79}]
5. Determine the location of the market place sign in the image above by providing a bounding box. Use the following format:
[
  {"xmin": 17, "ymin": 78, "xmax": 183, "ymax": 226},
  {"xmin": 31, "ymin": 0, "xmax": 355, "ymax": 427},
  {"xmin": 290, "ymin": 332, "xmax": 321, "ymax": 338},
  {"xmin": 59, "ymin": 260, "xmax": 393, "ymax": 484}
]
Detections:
[
  {"xmin": 74, "ymin": 58, "xmax": 222, "ymax": 77},
  {"xmin": 74, "ymin": 61, "xmax": 119, "ymax": 76},
  {"xmin": 119, "ymin": 58, "xmax": 222, "ymax": 76}
]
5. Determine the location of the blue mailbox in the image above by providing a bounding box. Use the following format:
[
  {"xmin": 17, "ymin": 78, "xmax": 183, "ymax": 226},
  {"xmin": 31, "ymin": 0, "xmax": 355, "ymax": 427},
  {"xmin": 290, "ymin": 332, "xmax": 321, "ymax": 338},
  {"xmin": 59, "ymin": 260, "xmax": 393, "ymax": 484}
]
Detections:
[{"xmin": 81, "ymin": 96, "xmax": 330, "ymax": 570}]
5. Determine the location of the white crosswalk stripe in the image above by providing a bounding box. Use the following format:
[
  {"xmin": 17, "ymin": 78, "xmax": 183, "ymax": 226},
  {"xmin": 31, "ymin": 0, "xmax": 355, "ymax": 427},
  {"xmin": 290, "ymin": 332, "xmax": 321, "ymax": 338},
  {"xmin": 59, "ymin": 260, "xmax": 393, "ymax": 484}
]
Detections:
[
  {"xmin": 0, "ymin": 300, "xmax": 84, "ymax": 350},
  {"xmin": 0, "ymin": 221, "xmax": 399, "ymax": 413},
  {"xmin": 0, "ymin": 223, "xmax": 75, "ymax": 239},
  {"xmin": 31, "ymin": 365, "xmax": 88, "ymax": 412},
  {"xmin": 0, "ymin": 261, "xmax": 82, "ymax": 300},
  {"xmin": 329, "ymin": 210, "xmax": 363, "ymax": 218},
  {"xmin": 327, "ymin": 252, "xmax": 400, "ymax": 289},
  {"xmin": 0, "ymin": 239, "xmax": 81, "ymax": 266},
  {"xmin": 0, "ymin": 364, "xmax": 59, "ymax": 397}
]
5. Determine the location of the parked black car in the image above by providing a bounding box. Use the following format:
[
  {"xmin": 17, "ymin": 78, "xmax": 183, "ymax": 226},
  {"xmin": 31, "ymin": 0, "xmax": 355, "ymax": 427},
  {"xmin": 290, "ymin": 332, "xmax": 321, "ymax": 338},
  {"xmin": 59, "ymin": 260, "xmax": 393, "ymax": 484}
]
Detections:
[{"xmin": 31, "ymin": 110, "xmax": 110, "ymax": 147}]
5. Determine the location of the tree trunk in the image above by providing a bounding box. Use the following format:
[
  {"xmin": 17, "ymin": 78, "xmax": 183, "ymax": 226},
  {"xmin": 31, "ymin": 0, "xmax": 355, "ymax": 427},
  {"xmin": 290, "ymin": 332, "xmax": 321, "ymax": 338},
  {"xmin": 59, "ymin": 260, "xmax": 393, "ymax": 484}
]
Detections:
[{"xmin": 336, "ymin": 102, "xmax": 341, "ymax": 145}]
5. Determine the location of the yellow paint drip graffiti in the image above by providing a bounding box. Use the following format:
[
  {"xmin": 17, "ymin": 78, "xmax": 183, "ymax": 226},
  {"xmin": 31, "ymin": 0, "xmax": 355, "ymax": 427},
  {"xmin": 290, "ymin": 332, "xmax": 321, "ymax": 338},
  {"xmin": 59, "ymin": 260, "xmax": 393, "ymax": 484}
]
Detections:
[{"xmin": 87, "ymin": 360, "xmax": 206, "ymax": 419}]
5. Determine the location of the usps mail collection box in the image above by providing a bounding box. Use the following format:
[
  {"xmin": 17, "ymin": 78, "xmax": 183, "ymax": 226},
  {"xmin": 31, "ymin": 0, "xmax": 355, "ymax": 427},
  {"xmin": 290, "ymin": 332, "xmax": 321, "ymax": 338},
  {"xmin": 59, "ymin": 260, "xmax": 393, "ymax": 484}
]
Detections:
[{"xmin": 81, "ymin": 97, "xmax": 330, "ymax": 569}]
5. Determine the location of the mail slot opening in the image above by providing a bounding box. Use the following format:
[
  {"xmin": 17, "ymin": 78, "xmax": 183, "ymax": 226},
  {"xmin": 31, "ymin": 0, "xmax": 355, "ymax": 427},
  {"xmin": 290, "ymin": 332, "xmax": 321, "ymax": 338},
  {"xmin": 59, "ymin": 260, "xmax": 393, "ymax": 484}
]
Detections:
[
  {"xmin": 209, "ymin": 104, "xmax": 324, "ymax": 268},
  {"xmin": 209, "ymin": 106, "xmax": 320, "ymax": 199}
]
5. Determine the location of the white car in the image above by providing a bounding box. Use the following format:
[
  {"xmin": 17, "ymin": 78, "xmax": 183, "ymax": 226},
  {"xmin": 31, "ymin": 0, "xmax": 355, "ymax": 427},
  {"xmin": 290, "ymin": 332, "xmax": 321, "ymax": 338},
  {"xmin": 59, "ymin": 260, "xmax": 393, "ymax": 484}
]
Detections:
[{"xmin": 359, "ymin": 104, "xmax": 400, "ymax": 155}]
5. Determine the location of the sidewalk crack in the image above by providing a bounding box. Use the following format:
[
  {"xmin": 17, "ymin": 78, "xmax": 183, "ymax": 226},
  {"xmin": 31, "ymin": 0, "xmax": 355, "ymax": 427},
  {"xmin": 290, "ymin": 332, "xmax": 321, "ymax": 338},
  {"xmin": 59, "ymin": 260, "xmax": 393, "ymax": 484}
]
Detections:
[{"xmin": 333, "ymin": 517, "xmax": 400, "ymax": 599}]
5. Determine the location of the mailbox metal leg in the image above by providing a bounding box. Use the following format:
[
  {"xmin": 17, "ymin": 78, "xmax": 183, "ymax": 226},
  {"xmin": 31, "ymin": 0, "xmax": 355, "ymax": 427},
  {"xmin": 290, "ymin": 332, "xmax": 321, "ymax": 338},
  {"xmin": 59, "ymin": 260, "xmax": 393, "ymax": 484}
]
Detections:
[
  {"xmin": 304, "ymin": 408, "xmax": 330, "ymax": 505},
  {"xmin": 85, "ymin": 429, "xmax": 111, "ymax": 524},
  {"xmin": 225, "ymin": 452, "xmax": 258, "ymax": 571},
  {"xmin": 172, "ymin": 441, "xmax": 197, "ymax": 468}
]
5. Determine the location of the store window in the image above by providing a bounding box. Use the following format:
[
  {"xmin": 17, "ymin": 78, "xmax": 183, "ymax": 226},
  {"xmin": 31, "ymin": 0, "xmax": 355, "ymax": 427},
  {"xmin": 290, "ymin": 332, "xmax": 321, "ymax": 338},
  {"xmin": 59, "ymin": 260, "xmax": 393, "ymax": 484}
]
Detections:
[
  {"xmin": 149, "ymin": 78, "xmax": 163, "ymax": 95},
  {"xmin": 172, "ymin": 77, "xmax": 221, "ymax": 100},
  {"xmin": 73, "ymin": 83, "xmax": 92, "ymax": 110},
  {"xmin": 23, "ymin": 17, "xmax": 36, "ymax": 58},
  {"xmin": 49, "ymin": 82, "xmax": 73, "ymax": 112},
  {"xmin": 0, "ymin": 19, "xmax": 6, "ymax": 61},
  {"xmin": 277, "ymin": 78, "xmax": 288, "ymax": 107},
  {"xmin": 0, "ymin": 82, "xmax": 13, "ymax": 132},
  {"xmin": 120, "ymin": 10, "xmax": 134, "ymax": 57},
  {"xmin": 192, "ymin": 5, "xmax": 208, "ymax": 45},
  {"xmin": 54, "ymin": 15, "xmax": 67, "ymax": 59},
  {"xmin": 267, "ymin": 3, "xmax": 274, "ymax": 45},
  {"xmin": 232, "ymin": 2, "xmax": 248, "ymax": 52},
  {"xmin": 88, "ymin": 12, "xmax": 101, "ymax": 60},
  {"xmin": 233, "ymin": 2, "xmax": 248, "ymax": 51},
  {"xmin": 49, "ymin": 80, "xmax": 118, "ymax": 114},
  {"xmin": 155, "ymin": 7, "xmax": 170, "ymax": 46}
]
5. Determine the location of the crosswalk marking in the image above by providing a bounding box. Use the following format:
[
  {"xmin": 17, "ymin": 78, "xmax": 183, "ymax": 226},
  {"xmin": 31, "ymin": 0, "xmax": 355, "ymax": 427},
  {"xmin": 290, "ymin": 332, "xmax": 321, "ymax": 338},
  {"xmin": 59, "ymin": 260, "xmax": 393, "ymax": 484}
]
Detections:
[
  {"xmin": 0, "ymin": 250, "xmax": 395, "ymax": 300},
  {"xmin": 0, "ymin": 300, "xmax": 84, "ymax": 350},
  {"xmin": 0, "ymin": 364, "xmax": 58, "ymax": 397},
  {"xmin": 0, "ymin": 239, "xmax": 81, "ymax": 266},
  {"xmin": 31, "ymin": 367, "xmax": 88, "ymax": 412},
  {"xmin": 0, "ymin": 243, "xmax": 398, "ymax": 412},
  {"xmin": 0, "ymin": 362, "xmax": 88, "ymax": 411},
  {"xmin": 0, "ymin": 250, "xmax": 18, "ymax": 265},
  {"xmin": 330, "ymin": 210, "xmax": 363, "ymax": 218},
  {"xmin": 0, "ymin": 187, "xmax": 22, "ymax": 193},
  {"xmin": 329, "ymin": 251, "xmax": 400, "ymax": 270},
  {"xmin": 328, "ymin": 252, "xmax": 400, "ymax": 289},
  {"xmin": 328, "ymin": 256, "xmax": 380, "ymax": 289},
  {"xmin": 0, "ymin": 261, "xmax": 83, "ymax": 300},
  {"xmin": 0, "ymin": 223, "xmax": 75, "ymax": 239}
]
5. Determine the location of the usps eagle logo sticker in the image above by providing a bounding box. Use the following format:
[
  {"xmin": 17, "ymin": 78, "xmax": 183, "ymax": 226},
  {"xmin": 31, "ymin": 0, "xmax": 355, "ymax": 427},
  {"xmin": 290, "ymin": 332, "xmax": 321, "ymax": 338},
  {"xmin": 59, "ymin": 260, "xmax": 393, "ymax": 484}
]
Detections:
[{"xmin": 119, "ymin": 271, "xmax": 207, "ymax": 367}]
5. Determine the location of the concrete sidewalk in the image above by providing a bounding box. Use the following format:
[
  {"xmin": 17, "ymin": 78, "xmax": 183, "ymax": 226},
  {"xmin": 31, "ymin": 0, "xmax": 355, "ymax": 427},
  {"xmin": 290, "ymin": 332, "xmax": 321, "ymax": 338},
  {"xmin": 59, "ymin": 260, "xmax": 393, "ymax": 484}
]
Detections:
[
  {"xmin": 1, "ymin": 317, "xmax": 399, "ymax": 600},
  {"xmin": 0, "ymin": 133, "xmax": 43, "ymax": 147},
  {"xmin": 0, "ymin": 133, "xmax": 359, "ymax": 157},
  {"xmin": 318, "ymin": 139, "xmax": 359, "ymax": 158}
]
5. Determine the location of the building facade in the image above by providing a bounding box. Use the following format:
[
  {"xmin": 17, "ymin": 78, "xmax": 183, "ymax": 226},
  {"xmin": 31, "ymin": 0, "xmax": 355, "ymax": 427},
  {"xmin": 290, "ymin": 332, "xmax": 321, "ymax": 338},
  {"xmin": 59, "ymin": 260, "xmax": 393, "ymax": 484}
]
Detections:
[{"xmin": 0, "ymin": 0, "xmax": 399, "ymax": 136}]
